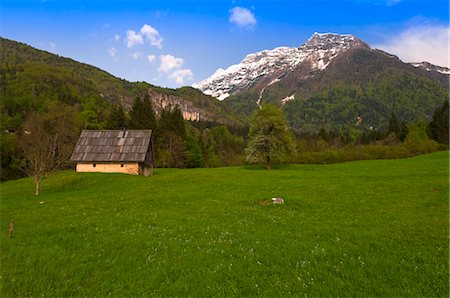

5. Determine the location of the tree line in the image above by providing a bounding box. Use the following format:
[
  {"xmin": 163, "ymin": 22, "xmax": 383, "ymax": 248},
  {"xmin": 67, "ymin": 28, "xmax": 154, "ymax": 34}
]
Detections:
[
  {"xmin": 2, "ymin": 93, "xmax": 448, "ymax": 190},
  {"xmin": 105, "ymin": 95, "xmax": 450, "ymax": 170},
  {"xmin": 104, "ymin": 93, "xmax": 245, "ymax": 169}
]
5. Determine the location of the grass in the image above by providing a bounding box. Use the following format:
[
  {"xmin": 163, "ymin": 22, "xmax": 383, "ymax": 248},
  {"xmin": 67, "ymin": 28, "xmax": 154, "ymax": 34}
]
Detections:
[{"xmin": 1, "ymin": 151, "xmax": 448, "ymax": 297}]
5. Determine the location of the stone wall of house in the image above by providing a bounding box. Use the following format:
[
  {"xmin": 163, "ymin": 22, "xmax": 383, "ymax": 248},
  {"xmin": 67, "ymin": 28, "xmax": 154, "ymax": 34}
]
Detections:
[{"xmin": 76, "ymin": 163, "xmax": 139, "ymax": 175}]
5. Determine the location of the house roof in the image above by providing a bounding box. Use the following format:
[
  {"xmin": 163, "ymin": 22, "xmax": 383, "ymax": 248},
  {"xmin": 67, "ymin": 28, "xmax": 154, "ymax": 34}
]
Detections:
[{"xmin": 70, "ymin": 130, "xmax": 152, "ymax": 162}]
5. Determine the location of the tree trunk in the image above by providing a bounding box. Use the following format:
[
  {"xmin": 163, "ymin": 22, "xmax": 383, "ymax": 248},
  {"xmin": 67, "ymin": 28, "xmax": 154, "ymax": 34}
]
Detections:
[
  {"xmin": 265, "ymin": 143, "xmax": 271, "ymax": 170},
  {"xmin": 35, "ymin": 176, "xmax": 41, "ymax": 195}
]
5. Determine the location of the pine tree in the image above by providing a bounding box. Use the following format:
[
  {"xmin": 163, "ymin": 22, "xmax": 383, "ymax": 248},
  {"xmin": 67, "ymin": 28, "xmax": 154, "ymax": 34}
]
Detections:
[
  {"xmin": 428, "ymin": 100, "xmax": 449, "ymax": 144},
  {"xmin": 157, "ymin": 105, "xmax": 187, "ymax": 168},
  {"xmin": 245, "ymin": 104, "xmax": 296, "ymax": 169},
  {"xmin": 128, "ymin": 94, "xmax": 156, "ymax": 130},
  {"xmin": 388, "ymin": 111, "xmax": 400, "ymax": 137},
  {"xmin": 106, "ymin": 104, "xmax": 127, "ymax": 129},
  {"xmin": 171, "ymin": 105, "xmax": 187, "ymax": 140}
]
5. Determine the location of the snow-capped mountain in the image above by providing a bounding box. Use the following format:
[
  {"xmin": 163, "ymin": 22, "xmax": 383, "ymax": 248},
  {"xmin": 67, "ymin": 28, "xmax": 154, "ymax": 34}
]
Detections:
[{"xmin": 193, "ymin": 32, "xmax": 368, "ymax": 100}]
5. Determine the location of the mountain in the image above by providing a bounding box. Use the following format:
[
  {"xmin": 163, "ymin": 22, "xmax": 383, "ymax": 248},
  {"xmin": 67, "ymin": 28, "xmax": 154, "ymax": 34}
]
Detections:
[
  {"xmin": 194, "ymin": 32, "xmax": 449, "ymax": 133},
  {"xmin": 193, "ymin": 33, "xmax": 369, "ymax": 101},
  {"xmin": 0, "ymin": 37, "xmax": 240, "ymax": 131}
]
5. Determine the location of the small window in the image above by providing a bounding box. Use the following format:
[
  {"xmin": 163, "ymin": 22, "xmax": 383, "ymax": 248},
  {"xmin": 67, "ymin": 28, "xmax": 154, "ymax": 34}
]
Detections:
[{"xmin": 93, "ymin": 163, "xmax": 96, "ymax": 168}]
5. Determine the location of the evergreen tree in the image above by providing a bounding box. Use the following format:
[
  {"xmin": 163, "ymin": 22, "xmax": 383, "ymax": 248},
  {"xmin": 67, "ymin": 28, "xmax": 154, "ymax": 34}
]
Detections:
[
  {"xmin": 106, "ymin": 104, "xmax": 127, "ymax": 129},
  {"xmin": 185, "ymin": 136, "xmax": 203, "ymax": 168},
  {"xmin": 203, "ymin": 126, "xmax": 245, "ymax": 166},
  {"xmin": 157, "ymin": 105, "xmax": 187, "ymax": 168},
  {"xmin": 388, "ymin": 112, "xmax": 400, "ymax": 137},
  {"xmin": 428, "ymin": 100, "xmax": 449, "ymax": 144},
  {"xmin": 159, "ymin": 105, "xmax": 186, "ymax": 139},
  {"xmin": 398, "ymin": 122, "xmax": 409, "ymax": 142},
  {"xmin": 128, "ymin": 94, "xmax": 156, "ymax": 130},
  {"xmin": 245, "ymin": 104, "xmax": 296, "ymax": 169},
  {"xmin": 172, "ymin": 105, "xmax": 187, "ymax": 140}
]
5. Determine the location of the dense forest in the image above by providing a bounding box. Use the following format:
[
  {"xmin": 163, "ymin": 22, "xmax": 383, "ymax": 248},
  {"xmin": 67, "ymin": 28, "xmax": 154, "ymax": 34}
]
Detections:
[{"xmin": 1, "ymin": 37, "xmax": 449, "ymax": 181}]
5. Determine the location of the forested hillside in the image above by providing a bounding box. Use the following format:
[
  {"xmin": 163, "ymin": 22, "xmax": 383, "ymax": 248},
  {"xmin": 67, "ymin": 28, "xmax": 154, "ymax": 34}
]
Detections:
[
  {"xmin": 0, "ymin": 38, "xmax": 243, "ymax": 180},
  {"xmin": 0, "ymin": 37, "xmax": 240, "ymax": 129}
]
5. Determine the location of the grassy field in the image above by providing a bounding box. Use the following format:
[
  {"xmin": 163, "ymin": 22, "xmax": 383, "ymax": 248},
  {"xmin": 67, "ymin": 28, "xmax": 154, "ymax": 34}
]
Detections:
[{"xmin": 1, "ymin": 151, "xmax": 448, "ymax": 297}]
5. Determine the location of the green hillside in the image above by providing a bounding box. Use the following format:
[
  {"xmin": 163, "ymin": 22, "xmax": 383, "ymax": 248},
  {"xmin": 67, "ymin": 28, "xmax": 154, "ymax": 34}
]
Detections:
[
  {"xmin": 283, "ymin": 73, "xmax": 448, "ymax": 134},
  {"xmin": 0, "ymin": 37, "xmax": 239, "ymax": 131},
  {"xmin": 1, "ymin": 152, "xmax": 448, "ymax": 296},
  {"xmin": 1, "ymin": 37, "xmax": 140, "ymax": 129}
]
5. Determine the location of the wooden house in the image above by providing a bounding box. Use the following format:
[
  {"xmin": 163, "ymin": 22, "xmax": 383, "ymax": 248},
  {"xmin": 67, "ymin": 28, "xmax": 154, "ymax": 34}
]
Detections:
[{"xmin": 70, "ymin": 130, "xmax": 154, "ymax": 176}]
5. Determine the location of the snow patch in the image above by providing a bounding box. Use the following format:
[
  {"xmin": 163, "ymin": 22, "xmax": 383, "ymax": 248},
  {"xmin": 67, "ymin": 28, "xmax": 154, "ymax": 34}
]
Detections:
[
  {"xmin": 281, "ymin": 94, "xmax": 295, "ymax": 104},
  {"xmin": 411, "ymin": 62, "xmax": 450, "ymax": 75},
  {"xmin": 218, "ymin": 93, "xmax": 230, "ymax": 101},
  {"xmin": 257, "ymin": 78, "xmax": 281, "ymax": 106}
]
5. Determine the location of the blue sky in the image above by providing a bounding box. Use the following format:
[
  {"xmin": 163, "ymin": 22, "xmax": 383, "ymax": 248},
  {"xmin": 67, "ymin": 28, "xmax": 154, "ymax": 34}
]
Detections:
[{"xmin": 1, "ymin": 0, "xmax": 449, "ymax": 88}]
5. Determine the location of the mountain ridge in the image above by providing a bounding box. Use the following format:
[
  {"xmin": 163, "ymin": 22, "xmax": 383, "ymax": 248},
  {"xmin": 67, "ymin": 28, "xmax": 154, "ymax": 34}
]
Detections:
[
  {"xmin": 193, "ymin": 32, "xmax": 449, "ymax": 133},
  {"xmin": 193, "ymin": 32, "xmax": 449, "ymax": 103}
]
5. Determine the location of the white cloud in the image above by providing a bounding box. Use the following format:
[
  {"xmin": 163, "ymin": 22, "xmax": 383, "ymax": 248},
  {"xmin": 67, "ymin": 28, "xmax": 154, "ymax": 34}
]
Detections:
[
  {"xmin": 140, "ymin": 24, "xmax": 163, "ymax": 49},
  {"xmin": 169, "ymin": 69, "xmax": 194, "ymax": 84},
  {"xmin": 49, "ymin": 42, "xmax": 56, "ymax": 49},
  {"xmin": 114, "ymin": 34, "xmax": 121, "ymax": 41},
  {"xmin": 158, "ymin": 54, "xmax": 194, "ymax": 85},
  {"xmin": 130, "ymin": 52, "xmax": 143, "ymax": 60},
  {"xmin": 374, "ymin": 24, "xmax": 449, "ymax": 67},
  {"xmin": 125, "ymin": 24, "xmax": 163, "ymax": 49},
  {"xmin": 125, "ymin": 30, "xmax": 143, "ymax": 48},
  {"xmin": 147, "ymin": 55, "xmax": 156, "ymax": 62},
  {"xmin": 159, "ymin": 54, "xmax": 184, "ymax": 72},
  {"xmin": 108, "ymin": 47, "xmax": 117, "ymax": 59},
  {"xmin": 229, "ymin": 6, "xmax": 257, "ymax": 29}
]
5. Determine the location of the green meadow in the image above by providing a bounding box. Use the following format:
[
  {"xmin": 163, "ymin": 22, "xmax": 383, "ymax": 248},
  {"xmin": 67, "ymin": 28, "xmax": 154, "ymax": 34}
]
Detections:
[{"xmin": 1, "ymin": 151, "xmax": 448, "ymax": 297}]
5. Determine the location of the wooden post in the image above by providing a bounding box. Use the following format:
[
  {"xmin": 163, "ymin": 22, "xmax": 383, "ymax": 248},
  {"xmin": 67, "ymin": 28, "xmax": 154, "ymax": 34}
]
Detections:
[{"xmin": 9, "ymin": 220, "xmax": 14, "ymax": 239}]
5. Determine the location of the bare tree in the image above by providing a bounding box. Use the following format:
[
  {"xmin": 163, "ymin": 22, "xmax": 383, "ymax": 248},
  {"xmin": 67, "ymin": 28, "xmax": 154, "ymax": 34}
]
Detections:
[{"xmin": 18, "ymin": 104, "xmax": 78, "ymax": 195}]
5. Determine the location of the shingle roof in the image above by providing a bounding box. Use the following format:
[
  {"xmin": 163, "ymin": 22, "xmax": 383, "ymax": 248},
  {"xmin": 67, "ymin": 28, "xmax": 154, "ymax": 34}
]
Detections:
[{"xmin": 70, "ymin": 130, "xmax": 152, "ymax": 162}]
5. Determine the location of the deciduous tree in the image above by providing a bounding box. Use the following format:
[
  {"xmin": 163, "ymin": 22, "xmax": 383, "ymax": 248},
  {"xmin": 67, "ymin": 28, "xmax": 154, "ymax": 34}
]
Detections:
[
  {"xmin": 18, "ymin": 104, "xmax": 78, "ymax": 195},
  {"xmin": 245, "ymin": 104, "xmax": 296, "ymax": 169}
]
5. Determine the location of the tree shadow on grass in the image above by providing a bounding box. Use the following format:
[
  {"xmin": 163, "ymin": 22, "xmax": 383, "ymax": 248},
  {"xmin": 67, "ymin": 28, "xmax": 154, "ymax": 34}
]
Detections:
[{"xmin": 242, "ymin": 163, "xmax": 292, "ymax": 171}]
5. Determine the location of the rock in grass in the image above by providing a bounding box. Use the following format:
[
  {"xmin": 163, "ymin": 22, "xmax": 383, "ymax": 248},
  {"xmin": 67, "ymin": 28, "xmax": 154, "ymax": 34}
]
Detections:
[{"xmin": 272, "ymin": 197, "xmax": 285, "ymax": 204}]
